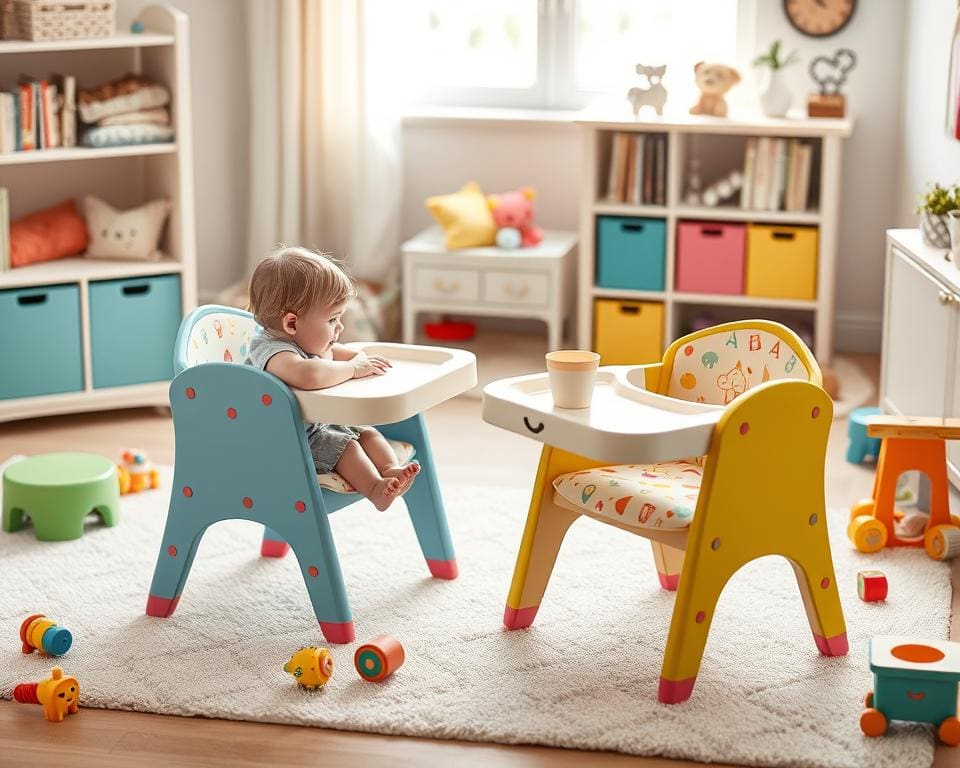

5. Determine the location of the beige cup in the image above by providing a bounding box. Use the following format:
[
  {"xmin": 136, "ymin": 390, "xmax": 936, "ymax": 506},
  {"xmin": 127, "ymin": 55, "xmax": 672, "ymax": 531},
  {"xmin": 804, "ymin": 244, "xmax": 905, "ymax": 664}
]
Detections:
[{"xmin": 545, "ymin": 350, "xmax": 601, "ymax": 408}]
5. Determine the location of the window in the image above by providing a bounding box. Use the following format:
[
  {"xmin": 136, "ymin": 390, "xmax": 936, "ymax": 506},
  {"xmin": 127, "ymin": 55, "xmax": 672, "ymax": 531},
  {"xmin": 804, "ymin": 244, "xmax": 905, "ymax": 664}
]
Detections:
[{"xmin": 372, "ymin": 0, "xmax": 753, "ymax": 111}]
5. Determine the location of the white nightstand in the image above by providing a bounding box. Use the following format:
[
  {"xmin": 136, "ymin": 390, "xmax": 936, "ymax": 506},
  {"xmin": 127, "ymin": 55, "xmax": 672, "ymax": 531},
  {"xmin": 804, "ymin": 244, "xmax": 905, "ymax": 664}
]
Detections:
[{"xmin": 401, "ymin": 227, "xmax": 578, "ymax": 351}]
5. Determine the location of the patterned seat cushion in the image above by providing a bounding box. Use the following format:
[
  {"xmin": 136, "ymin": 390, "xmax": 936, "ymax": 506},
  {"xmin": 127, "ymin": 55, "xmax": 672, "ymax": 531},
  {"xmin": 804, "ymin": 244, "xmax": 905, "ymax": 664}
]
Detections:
[
  {"xmin": 317, "ymin": 439, "xmax": 415, "ymax": 493},
  {"xmin": 552, "ymin": 458, "xmax": 705, "ymax": 529}
]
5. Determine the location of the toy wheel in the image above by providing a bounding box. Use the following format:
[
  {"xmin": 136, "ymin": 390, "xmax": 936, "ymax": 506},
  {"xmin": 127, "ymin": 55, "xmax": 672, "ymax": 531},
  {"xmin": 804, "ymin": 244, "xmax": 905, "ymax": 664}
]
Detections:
[
  {"xmin": 864, "ymin": 691, "xmax": 874, "ymax": 708},
  {"xmin": 939, "ymin": 716, "xmax": 960, "ymax": 746},
  {"xmin": 150, "ymin": 468, "xmax": 160, "ymax": 489},
  {"xmin": 924, "ymin": 525, "xmax": 960, "ymax": 561},
  {"xmin": 860, "ymin": 708, "xmax": 887, "ymax": 737},
  {"xmin": 850, "ymin": 499, "xmax": 875, "ymax": 524},
  {"xmin": 951, "ymin": 514, "xmax": 960, "ymax": 528},
  {"xmin": 848, "ymin": 516, "xmax": 888, "ymax": 554},
  {"xmin": 117, "ymin": 466, "xmax": 131, "ymax": 495}
]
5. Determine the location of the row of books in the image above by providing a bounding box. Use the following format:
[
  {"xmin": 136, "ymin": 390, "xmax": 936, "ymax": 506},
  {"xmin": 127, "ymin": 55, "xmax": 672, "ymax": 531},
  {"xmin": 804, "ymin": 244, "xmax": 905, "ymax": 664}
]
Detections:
[
  {"xmin": 0, "ymin": 76, "xmax": 77, "ymax": 153},
  {"xmin": 741, "ymin": 137, "xmax": 814, "ymax": 213},
  {"xmin": 605, "ymin": 132, "xmax": 667, "ymax": 206}
]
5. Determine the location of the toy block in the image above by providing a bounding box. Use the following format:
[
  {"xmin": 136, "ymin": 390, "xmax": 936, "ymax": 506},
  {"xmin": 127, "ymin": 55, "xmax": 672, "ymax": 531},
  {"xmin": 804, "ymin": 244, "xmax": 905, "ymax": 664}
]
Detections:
[{"xmin": 858, "ymin": 570, "xmax": 888, "ymax": 602}]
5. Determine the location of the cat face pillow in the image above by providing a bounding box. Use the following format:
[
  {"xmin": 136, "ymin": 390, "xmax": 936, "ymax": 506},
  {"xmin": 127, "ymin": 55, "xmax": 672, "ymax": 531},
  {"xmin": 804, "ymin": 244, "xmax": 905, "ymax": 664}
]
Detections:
[{"xmin": 83, "ymin": 196, "xmax": 172, "ymax": 261}]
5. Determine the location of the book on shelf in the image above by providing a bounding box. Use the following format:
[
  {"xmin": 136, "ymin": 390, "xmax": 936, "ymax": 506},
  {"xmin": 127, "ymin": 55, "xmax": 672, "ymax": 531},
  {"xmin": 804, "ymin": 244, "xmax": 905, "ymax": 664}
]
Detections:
[
  {"xmin": 18, "ymin": 83, "xmax": 35, "ymax": 151},
  {"xmin": 623, "ymin": 134, "xmax": 638, "ymax": 207},
  {"xmin": 0, "ymin": 93, "xmax": 15, "ymax": 153},
  {"xmin": 654, "ymin": 134, "xmax": 666, "ymax": 206},
  {"xmin": 627, "ymin": 134, "xmax": 645, "ymax": 206},
  {"xmin": 606, "ymin": 132, "xmax": 627, "ymax": 202},
  {"xmin": 60, "ymin": 75, "xmax": 76, "ymax": 148},
  {"xmin": 740, "ymin": 135, "xmax": 814, "ymax": 212},
  {"xmin": 0, "ymin": 187, "xmax": 9, "ymax": 272},
  {"xmin": 39, "ymin": 81, "xmax": 59, "ymax": 150}
]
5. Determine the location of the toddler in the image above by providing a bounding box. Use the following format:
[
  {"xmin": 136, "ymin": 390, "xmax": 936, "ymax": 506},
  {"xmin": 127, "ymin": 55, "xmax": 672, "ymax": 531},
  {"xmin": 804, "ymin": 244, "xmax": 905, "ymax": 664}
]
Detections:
[{"xmin": 246, "ymin": 246, "xmax": 419, "ymax": 511}]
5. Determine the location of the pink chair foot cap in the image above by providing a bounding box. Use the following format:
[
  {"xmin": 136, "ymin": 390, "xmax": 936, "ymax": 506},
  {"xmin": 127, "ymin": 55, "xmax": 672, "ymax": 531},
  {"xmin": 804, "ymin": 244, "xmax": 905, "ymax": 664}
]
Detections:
[
  {"xmin": 503, "ymin": 604, "xmax": 539, "ymax": 629},
  {"xmin": 260, "ymin": 539, "xmax": 290, "ymax": 558},
  {"xmin": 659, "ymin": 676, "xmax": 696, "ymax": 704},
  {"xmin": 427, "ymin": 558, "xmax": 458, "ymax": 580},
  {"xmin": 145, "ymin": 594, "xmax": 181, "ymax": 617},
  {"xmin": 319, "ymin": 620, "xmax": 355, "ymax": 644},
  {"xmin": 658, "ymin": 572, "xmax": 680, "ymax": 591},
  {"xmin": 814, "ymin": 632, "xmax": 849, "ymax": 656}
]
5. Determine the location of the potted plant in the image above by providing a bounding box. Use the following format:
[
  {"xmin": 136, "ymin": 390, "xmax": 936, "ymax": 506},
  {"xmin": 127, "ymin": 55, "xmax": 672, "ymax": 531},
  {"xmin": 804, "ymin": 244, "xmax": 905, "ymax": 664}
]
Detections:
[
  {"xmin": 753, "ymin": 40, "xmax": 799, "ymax": 118},
  {"xmin": 917, "ymin": 183, "xmax": 960, "ymax": 248}
]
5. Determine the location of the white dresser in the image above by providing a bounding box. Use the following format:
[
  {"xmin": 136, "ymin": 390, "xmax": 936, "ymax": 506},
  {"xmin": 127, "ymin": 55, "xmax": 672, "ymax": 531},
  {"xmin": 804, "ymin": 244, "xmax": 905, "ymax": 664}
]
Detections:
[
  {"xmin": 881, "ymin": 230, "xmax": 960, "ymax": 487},
  {"xmin": 401, "ymin": 227, "xmax": 577, "ymax": 351}
]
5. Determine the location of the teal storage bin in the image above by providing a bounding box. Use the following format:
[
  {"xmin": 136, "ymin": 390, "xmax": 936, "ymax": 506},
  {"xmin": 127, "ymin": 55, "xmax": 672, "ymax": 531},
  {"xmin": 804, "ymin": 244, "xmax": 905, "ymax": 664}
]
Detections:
[
  {"xmin": 0, "ymin": 284, "xmax": 84, "ymax": 399},
  {"xmin": 89, "ymin": 274, "xmax": 182, "ymax": 388},
  {"xmin": 596, "ymin": 216, "xmax": 666, "ymax": 291}
]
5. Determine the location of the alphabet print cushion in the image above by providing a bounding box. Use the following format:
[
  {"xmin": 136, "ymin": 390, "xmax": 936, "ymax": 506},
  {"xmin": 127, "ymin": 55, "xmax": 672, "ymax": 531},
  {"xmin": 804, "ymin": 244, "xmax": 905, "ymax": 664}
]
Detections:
[{"xmin": 83, "ymin": 196, "xmax": 172, "ymax": 261}]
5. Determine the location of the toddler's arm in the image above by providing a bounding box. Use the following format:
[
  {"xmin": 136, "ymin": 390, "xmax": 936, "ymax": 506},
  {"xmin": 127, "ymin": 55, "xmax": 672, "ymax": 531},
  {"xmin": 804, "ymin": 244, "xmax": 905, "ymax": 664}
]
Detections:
[
  {"xmin": 266, "ymin": 350, "xmax": 385, "ymax": 390},
  {"xmin": 332, "ymin": 344, "xmax": 392, "ymax": 370}
]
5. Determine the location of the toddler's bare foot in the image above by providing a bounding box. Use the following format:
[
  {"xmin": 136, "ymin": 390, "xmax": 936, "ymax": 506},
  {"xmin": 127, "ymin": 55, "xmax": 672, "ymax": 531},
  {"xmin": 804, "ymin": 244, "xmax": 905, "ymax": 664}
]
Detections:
[
  {"xmin": 384, "ymin": 461, "xmax": 420, "ymax": 494},
  {"xmin": 369, "ymin": 476, "xmax": 402, "ymax": 511}
]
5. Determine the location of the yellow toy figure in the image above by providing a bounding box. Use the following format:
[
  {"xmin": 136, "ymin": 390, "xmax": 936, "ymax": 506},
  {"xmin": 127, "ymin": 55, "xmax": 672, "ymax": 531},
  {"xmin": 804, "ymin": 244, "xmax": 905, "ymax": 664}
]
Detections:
[
  {"xmin": 117, "ymin": 449, "xmax": 160, "ymax": 494},
  {"xmin": 13, "ymin": 667, "xmax": 80, "ymax": 722},
  {"xmin": 284, "ymin": 646, "xmax": 334, "ymax": 689}
]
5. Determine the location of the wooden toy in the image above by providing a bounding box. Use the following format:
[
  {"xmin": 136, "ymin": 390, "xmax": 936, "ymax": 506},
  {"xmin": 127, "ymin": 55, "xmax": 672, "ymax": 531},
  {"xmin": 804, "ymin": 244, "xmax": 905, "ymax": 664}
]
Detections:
[
  {"xmin": 13, "ymin": 667, "xmax": 80, "ymax": 722},
  {"xmin": 20, "ymin": 614, "xmax": 72, "ymax": 656},
  {"xmin": 117, "ymin": 449, "xmax": 160, "ymax": 494},
  {"xmin": 848, "ymin": 416, "xmax": 960, "ymax": 560},
  {"xmin": 145, "ymin": 306, "xmax": 476, "ymax": 644},
  {"xmin": 626, "ymin": 64, "xmax": 667, "ymax": 117},
  {"xmin": 857, "ymin": 570, "xmax": 888, "ymax": 602},
  {"xmin": 861, "ymin": 636, "xmax": 960, "ymax": 745},
  {"xmin": 354, "ymin": 635, "xmax": 405, "ymax": 682},
  {"xmin": 283, "ymin": 646, "xmax": 334, "ymax": 689},
  {"xmin": 483, "ymin": 320, "xmax": 848, "ymax": 704},
  {"xmin": 2, "ymin": 452, "xmax": 120, "ymax": 541}
]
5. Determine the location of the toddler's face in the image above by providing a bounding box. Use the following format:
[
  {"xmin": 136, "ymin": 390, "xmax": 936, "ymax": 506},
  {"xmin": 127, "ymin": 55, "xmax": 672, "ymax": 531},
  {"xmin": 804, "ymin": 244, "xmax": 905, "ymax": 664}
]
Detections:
[{"xmin": 291, "ymin": 300, "xmax": 347, "ymax": 356}]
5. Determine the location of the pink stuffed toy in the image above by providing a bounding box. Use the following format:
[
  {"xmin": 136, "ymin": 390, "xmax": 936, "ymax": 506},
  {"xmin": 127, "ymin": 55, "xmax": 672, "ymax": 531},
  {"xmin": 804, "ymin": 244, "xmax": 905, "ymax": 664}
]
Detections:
[{"xmin": 487, "ymin": 187, "xmax": 543, "ymax": 247}]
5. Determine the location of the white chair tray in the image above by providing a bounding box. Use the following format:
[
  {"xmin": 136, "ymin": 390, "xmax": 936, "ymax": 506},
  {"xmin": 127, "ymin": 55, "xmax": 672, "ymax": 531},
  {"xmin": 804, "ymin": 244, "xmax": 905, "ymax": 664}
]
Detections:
[
  {"xmin": 294, "ymin": 343, "xmax": 477, "ymax": 425},
  {"xmin": 482, "ymin": 367, "xmax": 723, "ymax": 464}
]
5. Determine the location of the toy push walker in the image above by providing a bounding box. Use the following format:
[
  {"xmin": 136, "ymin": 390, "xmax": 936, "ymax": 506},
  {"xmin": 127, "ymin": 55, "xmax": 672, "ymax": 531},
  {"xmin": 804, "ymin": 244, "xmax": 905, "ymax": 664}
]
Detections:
[
  {"xmin": 862, "ymin": 636, "xmax": 960, "ymax": 745},
  {"xmin": 848, "ymin": 416, "xmax": 960, "ymax": 560}
]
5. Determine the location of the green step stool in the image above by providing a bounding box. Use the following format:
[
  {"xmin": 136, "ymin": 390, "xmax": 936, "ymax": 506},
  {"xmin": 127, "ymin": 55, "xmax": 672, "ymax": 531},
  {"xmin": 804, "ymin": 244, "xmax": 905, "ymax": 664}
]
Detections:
[{"xmin": 3, "ymin": 453, "xmax": 120, "ymax": 541}]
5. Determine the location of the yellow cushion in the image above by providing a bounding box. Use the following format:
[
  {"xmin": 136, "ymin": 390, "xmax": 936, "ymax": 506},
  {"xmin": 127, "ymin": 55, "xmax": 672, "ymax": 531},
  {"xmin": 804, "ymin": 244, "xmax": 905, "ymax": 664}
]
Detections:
[
  {"xmin": 424, "ymin": 181, "xmax": 497, "ymax": 249},
  {"xmin": 552, "ymin": 459, "xmax": 705, "ymax": 529},
  {"xmin": 317, "ymin": 439, "xmax": 415, "ymax": 493}
]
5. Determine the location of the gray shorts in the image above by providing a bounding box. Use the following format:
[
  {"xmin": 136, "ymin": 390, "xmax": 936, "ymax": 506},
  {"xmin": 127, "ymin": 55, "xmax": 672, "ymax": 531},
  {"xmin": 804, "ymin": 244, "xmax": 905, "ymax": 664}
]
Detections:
[{"xmin": 308, "ymin": 424, "xmax": 366, "ymax": 473}]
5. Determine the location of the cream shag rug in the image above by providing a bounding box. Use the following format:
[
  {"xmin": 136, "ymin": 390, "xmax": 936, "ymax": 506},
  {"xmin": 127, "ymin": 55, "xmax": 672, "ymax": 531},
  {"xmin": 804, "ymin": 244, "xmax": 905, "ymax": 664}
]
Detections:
[{"xmin": 0, "ymin": 467, "xmax": 951, "ymax": 768}]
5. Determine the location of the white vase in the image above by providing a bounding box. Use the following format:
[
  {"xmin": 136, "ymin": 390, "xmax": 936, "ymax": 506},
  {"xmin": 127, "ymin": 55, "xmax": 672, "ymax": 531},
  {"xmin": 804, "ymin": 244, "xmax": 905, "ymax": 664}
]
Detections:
[{"xmin": 759, "ymin": 69, "xmax": 792, "ymax": 118}]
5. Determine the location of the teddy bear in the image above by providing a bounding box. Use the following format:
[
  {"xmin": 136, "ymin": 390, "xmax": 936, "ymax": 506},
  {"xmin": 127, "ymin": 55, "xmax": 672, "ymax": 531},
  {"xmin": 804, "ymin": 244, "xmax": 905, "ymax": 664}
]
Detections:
[
  {"xmin": 689, "ymin": 62, "xmax": 740, "ymax": 117},
  {"xmin": 487, "ymin": 187, "xmax": 543, "ymax": 248}
]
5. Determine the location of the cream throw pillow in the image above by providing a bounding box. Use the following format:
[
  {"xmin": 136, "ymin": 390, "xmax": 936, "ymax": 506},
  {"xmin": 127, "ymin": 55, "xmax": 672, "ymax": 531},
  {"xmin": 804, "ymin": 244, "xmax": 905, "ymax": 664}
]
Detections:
[
  {"xmin": 84, "ymin": 196, "xmax": 171, "ymax": 261},
  {"xmin": 425, "ymin": 181, "xmax": 497, "ymax": 249}
]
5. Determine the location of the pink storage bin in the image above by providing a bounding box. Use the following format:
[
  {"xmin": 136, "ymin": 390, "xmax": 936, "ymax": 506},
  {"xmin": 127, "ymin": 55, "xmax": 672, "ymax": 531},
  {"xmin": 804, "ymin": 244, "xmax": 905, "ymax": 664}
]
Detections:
[{"xmin": 675, "ymin": 221, "xmax": 746, "ymax": 295}]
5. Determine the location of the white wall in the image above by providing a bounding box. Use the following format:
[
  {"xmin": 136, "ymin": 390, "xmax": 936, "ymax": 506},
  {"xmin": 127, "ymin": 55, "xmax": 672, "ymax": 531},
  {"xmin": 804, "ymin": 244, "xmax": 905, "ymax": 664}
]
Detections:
[
  {"xmin": 119, "ymin": 0, "xmax": 249, "ymax": 297},
  {"xmin": 401, "ymin": 2, "xmax": 907, "ymax": 353},
  {"xmin": 896, "ymin": 1, "xmax": 960, "ymax": 226}
]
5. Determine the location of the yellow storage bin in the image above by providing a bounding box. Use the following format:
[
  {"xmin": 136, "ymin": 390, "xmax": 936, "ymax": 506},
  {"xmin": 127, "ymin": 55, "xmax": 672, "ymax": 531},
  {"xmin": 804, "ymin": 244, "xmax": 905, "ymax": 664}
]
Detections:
[
  {"xmin": 745, "ymin": 225, "xmax": 818, "ymax": 300},
  {"xmin": 594, "ymin": 299, "xmax": 663, "ymax": 365}
]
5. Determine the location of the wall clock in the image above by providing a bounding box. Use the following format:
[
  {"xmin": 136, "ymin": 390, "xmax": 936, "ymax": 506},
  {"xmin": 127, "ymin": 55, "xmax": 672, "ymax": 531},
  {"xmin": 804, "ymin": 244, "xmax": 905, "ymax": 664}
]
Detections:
[{"xmin": 784, "ymin": 0, "xmax": 856, "ymax": 38}]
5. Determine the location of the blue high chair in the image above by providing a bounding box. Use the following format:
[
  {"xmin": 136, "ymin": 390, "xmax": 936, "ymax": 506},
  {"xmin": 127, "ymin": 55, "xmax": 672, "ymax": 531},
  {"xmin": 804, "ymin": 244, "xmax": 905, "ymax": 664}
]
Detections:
[{"xmin": 145, "ymin": 305, "xmax": 465, "ymax": 643}]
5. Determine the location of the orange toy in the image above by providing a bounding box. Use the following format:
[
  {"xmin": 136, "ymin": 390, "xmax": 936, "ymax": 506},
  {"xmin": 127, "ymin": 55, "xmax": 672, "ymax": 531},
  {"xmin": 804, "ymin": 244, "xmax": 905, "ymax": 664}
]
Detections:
[
  {"xmin": 354, "ymin": 635, "xmax": 405, "ymax": 682},
  {"xmin": 117, "ymin": 449, "xmax": 160, "ymax": 494},
  {"xmin": 849, "ymin": 416, "xmax": 960, "ymax": 560},
  {"xmin": 13, "ymin": 667, "xmax": 80, "ymax": 722}
]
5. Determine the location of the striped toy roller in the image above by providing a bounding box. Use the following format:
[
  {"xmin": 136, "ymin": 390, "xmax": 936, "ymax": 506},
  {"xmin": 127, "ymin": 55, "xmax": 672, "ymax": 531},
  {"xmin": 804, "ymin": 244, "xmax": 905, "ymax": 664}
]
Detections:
[
  {"xmin": 354, "ymin": 635, "xmax": 405, "ymax": 682},
  {"xmin": 20, "ymin": 614, "xmax": 72, "ymax": 657}
]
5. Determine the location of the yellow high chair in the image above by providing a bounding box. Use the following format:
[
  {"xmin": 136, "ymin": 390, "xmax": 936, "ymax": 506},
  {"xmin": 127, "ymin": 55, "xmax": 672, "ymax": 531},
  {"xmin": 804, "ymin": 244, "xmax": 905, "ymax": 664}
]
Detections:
[{"xmin": 483, "ymin": 320, "xmax": 848, "ymax": 703}]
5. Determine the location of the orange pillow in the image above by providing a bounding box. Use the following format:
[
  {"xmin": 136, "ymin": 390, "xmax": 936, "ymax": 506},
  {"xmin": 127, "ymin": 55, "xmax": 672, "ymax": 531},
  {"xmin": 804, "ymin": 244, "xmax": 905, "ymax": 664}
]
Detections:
[{"xmin": 10, "ymin": 199, "xmax": 89, "ymax": 268}]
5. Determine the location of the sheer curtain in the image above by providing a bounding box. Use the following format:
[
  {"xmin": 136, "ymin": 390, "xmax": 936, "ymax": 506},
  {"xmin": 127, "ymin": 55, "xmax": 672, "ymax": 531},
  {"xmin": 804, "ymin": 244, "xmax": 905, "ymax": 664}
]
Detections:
[{"xmin": 245, "ymin": 0, "xmax": 403, "ymax": 281}]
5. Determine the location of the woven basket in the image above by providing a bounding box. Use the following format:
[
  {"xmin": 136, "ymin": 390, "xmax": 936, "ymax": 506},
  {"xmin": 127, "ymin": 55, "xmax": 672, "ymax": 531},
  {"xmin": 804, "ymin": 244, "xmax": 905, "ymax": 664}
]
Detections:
[{"xmin": 4, "ymin": 0, "xmax": 114, "ymax": 41}]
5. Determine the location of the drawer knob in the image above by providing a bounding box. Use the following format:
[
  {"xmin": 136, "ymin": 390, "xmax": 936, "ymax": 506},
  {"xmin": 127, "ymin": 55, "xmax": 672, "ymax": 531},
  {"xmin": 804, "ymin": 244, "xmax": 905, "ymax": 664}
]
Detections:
[
  {"xmin": 433, "ymin": 278, "xmax": 461, "ymax": 294},
  {"xmin": 938, "ymin": 290, "xmax": 954, "ymax": 305},
  {"xmin": 502, "ymin": 282, "xmax": 530, "ymax": 299}
]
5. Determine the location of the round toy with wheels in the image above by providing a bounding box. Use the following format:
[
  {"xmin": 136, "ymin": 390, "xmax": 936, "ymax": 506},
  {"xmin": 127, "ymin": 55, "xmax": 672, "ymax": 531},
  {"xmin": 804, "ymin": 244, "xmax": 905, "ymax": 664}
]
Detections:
[
  {"xmin": 354, "ymin": 635, "xmax": 405, "ymax": 682},
  {"xmin": 924, "ymin": 524, "xmax": 960, "ymax": 561},
  {"xmin": 848, "ymin": 515, "xmax": 888, "ymax": 554},
  {"xmin": 849, "ymin": 498, "xmax": 875, "ymax": 523}
]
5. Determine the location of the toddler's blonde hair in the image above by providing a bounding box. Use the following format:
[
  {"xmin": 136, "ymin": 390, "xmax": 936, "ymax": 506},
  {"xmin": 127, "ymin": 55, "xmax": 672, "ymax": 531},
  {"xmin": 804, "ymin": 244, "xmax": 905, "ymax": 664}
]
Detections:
[{"xmin": 247, "ymin": 246, "xmax": 357, "ymax": 332}]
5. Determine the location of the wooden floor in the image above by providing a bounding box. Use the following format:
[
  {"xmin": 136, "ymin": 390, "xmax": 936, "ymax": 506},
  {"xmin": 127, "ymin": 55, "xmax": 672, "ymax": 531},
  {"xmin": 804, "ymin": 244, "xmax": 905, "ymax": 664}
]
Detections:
[{"xmin": 2, "ymin": 359, "xmax": 960, "ymax": 767}]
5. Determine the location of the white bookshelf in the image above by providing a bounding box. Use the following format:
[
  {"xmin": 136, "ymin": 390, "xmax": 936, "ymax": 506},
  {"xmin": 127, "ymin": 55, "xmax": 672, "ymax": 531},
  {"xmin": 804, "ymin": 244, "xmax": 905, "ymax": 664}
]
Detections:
[
  {"xmin": 0, "ymin": 5, "xmax": 196, "ymax": 422},
  {"xmin": 577, "ymin": 109, "xmax": 852, "ymax": 363}
]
